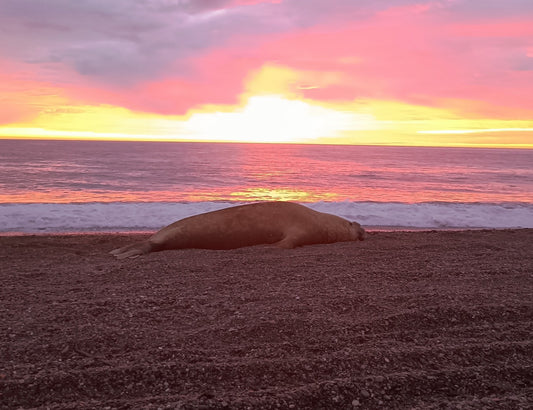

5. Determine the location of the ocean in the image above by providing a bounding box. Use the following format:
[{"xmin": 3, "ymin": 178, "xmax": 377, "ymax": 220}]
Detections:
[{"xmin": 1, "ymin": 139, "xmax": 532, "ymax": 233}]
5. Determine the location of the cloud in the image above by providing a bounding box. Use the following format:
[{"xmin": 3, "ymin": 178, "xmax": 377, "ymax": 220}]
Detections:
[
  {"xmin": 246, "ymin": 2, "xmax": 533, "ymax": 116},
  {"xmin": 0, "ymin": 0, "xmax": 285, "ymax": 85},
  {"xmin": 0, "ymin": 0, "xmax": 532, "ymax": 119},
  {"xmin": 443, "ymin": 0, "xmax": 533, "ymax": 19},
  {"xmin": 0, "ymin": 0, "xmax": 416, "ymax": 86}
]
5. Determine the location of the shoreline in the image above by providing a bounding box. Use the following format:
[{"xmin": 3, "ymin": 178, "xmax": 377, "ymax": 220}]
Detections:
[
  {"xmin": 0, "ymin": 226, "xmax": 527, "ymax": 237},
  {"xmin": 2, "ymin": 230, "xmax": 532, "ymax": 408}
]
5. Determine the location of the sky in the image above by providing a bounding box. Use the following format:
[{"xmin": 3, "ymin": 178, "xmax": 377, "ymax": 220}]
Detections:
[{"xmin": 0, "ymin": 0, "xmax": 532, "ymax": 147}]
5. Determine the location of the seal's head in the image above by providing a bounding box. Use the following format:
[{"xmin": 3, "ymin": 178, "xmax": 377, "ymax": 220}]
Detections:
[{"xmin": 349, "ymin": 221, "xmax": 366, "ymax": 241}]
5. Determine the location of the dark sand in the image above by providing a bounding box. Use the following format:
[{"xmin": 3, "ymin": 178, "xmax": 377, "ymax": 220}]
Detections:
[{"xmin": 1, "ymin": 230, "xmax": 532, "ymax": 409}]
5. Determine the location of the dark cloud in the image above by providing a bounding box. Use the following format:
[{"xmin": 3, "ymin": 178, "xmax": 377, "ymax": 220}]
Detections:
[
  {"xmin": 0, "ymin": 0, "xmax": 414, "ymax": 85},
  {"xmin": 442, "ymin": 0, "xmax": 533, "ymax": 19},
  {"xmin": 513, "ymin": 55, "xmax": 533, "ymax": 71}
]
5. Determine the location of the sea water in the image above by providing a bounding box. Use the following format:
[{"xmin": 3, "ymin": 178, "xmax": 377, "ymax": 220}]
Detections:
[{"xmin": 0, "ymin": 139, "xmax": 532, "ymax": 233}]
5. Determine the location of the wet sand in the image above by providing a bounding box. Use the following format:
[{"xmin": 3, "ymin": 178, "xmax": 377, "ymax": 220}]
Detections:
[{"xmin": 1, "ymin": 230, "xmax": 532, "ymax": 409}]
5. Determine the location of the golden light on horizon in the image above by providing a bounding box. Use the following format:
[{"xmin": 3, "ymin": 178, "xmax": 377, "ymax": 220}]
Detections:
[
  {"xmin": 0, "ymin": 64, "xmax": 532, "ymax": 147},
  {"xmin": 418, "ymin": 128, "xmax": 533, "ymax": 134}
]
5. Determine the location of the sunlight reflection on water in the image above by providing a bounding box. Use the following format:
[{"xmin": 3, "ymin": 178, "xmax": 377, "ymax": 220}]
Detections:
[{"xmin": 1, "ymin": 140, "xmax": 532, "ymax": 204}]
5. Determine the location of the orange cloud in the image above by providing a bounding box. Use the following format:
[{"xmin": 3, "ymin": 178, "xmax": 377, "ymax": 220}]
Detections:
[{"xmin": 0, "ymin": 61, "xmax": 69, "ymax": 125}]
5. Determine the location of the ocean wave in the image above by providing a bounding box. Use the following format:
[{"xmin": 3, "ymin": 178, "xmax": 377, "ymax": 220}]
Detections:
[{"xmin": 1, "ymin": 201, "xmax": 532, "ymax": 233}]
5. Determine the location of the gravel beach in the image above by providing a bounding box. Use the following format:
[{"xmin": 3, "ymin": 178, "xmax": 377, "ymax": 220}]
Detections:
[{"xmin": 1, "ymin": 230, "xmax": 532, "ymax": 409}]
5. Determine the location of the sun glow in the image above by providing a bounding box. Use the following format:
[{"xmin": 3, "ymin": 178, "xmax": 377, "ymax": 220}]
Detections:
[
  {"xmin": 229, "ymin": 187, "xmax": 338, "ymax": 202},
  {"xmin": 183, "ymin": 95, "xmax": 377, "ymax": 143}
]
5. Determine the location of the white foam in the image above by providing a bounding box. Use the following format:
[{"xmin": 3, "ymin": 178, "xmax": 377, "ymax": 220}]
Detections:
[
  {"xmin": 308, "ymin": 202, "xmax": 533, "ymax": 229},
  {"xmin": 0, "ymin": 201, "xmax": 532, "ymax": 234}
]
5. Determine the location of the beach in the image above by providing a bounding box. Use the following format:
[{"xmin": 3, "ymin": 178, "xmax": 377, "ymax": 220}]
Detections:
[{"xmin": 1, "ymin": 230, "xmax": 532, "ymax": 409}]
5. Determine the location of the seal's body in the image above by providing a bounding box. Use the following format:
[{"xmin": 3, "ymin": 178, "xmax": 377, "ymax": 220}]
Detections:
[{"xmin": 110, "ymin": 202, "xmax": 366, "ymax": 259}]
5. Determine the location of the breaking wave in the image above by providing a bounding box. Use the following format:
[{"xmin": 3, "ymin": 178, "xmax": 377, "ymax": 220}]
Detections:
[{"xmin": 1, "ymin": 201, "xmax": 532, "ymax": 234}]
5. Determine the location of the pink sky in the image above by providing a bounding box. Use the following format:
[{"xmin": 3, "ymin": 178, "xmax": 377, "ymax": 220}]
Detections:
[{"xmin": 0, "ymin": 0, "xmax": 532, "ymax": 146}]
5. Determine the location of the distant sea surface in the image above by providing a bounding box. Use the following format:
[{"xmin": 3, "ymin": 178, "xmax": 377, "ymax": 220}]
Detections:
[{"xmin": 1, "ymin": 139, "xmax": 532, "ymax": 233}]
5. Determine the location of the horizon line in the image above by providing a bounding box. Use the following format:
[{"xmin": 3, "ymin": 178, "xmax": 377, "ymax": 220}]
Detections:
[{"xmin": 1, "ymin": 135, "xmax": 531, "ymax": 150}]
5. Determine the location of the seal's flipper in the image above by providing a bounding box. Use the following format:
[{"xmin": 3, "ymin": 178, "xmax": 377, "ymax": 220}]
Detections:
[
  {"xmin": 112, "ymin": 248, "xmax": 143, "ymax": 259},
  {"xmin": 273, "ymin": 228, "xmax": 308, "ymax": 249},
  {"xmin": 272, "ymin": 237, "xmax": 297, "ymax": 249},
  {"xmin": 110, "ymin": 241, "xmax": 152, "ymax": 259}
]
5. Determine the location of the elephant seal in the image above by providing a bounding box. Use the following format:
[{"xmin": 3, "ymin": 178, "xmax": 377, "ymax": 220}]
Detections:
[{"xmin": 110, "ymin": 201, "xmax": 366, "ymax": 259}]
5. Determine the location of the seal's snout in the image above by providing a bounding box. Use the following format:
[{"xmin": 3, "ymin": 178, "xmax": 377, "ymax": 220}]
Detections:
[{"xmin": 350, "ymin": 222, "xmax": 366, "ymax": 241}]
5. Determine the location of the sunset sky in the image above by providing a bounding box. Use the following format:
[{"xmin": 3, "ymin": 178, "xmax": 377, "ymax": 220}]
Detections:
[{"xmin": 0, "ymin": 0, "xmax": 532, "ymax": 147}]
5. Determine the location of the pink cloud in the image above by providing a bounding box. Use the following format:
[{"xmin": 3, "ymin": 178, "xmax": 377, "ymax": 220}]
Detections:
[
  {"xmin": 449, "ymin": 19, "xmax": 533, "ymax": 38},
  {"xmin": 57, "ymin": 47, "xmax": 261, "ymax": 115},
  {"xmin": 253, "ymin": 10, "xmax": 464, "ymax": 97},
  {"xmin": 231, "ymin": 0, "xmax": 283, "ymax": 5},
  {"xmin": 247, "ymin": 4, "xmax": 533, "ymax": 116}
]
